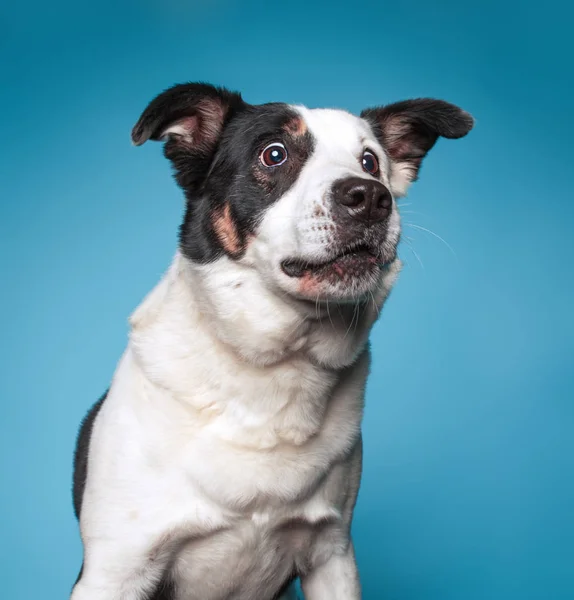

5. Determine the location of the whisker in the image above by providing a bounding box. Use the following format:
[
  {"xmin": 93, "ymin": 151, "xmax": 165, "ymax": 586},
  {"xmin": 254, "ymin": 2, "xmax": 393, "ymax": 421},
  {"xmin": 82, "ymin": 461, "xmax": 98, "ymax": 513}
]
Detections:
[
  {"xmin": 404, "ymin": 222, "xmax": 457, "ymax": 258},
  {"xmin": 344, "ymin": 302, "xmax": 360, "ymax": 340},
  {"xmin": 402, "ymin": 238, "xmax": 425, "ymax": 269},
  {"xmin": 399, "ymin": 210, "xmax": 428, "ymax": 218},
  {"xmin": 325, "ymin": 298, "xmax": 335, "ymax": 330},
  {"xmin": 353, "ymin": 302, "xmax": 362, "ymax": 337},
  {"xmin": 369, "ymin": 290, "xmax": 379, "ymax": 318},
  {"xmin": 353, "ymin": 307, "xmax": 360, "ymax": 337}
]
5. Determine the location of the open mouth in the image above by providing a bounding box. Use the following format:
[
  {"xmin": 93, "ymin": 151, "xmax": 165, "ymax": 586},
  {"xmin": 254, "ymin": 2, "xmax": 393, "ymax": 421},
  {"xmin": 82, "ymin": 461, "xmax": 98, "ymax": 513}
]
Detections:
[{"xmin": 281, "ymin": 242, "xmax": 380, "ymax": 278}]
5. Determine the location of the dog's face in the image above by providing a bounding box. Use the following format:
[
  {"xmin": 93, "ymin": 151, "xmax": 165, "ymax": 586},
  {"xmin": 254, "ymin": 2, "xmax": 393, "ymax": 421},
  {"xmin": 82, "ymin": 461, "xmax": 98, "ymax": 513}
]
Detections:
[{"xmin": 132, "ymin": 84, "xmax": 473, "ymax": 304}]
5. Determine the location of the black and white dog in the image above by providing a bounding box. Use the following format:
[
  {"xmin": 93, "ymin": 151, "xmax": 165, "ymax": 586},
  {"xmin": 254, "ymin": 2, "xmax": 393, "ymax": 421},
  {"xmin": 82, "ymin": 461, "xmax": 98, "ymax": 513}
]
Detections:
[{"xmin": 71, "ymin": 83, "xmax": 473, "ymax": 600}]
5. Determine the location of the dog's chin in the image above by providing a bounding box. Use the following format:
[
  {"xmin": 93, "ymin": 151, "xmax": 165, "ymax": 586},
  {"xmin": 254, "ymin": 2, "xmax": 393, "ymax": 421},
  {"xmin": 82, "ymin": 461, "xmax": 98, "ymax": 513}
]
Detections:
[{"xmin": 277, "ymin": 243, "xmax": 395, "ymax": 304}]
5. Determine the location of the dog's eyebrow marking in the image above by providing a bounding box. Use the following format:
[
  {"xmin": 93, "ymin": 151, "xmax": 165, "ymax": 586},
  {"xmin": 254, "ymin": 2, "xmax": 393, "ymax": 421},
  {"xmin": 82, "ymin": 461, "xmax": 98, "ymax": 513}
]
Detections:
[
  {"xmin": 283, "ymin": 115, "xmax": 308, "ymax": 137},
  {"xmin": 213, "ymin": 203, "xmax": 242, "ymax": 256}
]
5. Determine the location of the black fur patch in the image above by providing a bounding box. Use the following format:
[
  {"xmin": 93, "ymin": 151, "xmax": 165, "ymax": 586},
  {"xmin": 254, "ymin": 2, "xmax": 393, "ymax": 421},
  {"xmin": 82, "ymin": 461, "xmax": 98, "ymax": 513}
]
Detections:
[
  {"xmin": 180, "ymin": 102, "xmax": 315, "ymax": 263},
  {"xmin": 72, "ymin": 391, "xmax": 107, "ymax": 519},
  {"xmin": 71, "ymin": 392, "xmax": 107, "ymax": 591},
  {"xmin": 132, "ymin": 84, "xmax": 316, "ymax": 264}
]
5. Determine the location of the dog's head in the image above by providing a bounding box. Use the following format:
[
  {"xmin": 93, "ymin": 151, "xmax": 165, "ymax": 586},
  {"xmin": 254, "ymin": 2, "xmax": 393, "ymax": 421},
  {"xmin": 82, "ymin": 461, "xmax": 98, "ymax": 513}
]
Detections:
[{"xmin": 132, "ymin": 83, "xmax": 473, "ymax": 305}]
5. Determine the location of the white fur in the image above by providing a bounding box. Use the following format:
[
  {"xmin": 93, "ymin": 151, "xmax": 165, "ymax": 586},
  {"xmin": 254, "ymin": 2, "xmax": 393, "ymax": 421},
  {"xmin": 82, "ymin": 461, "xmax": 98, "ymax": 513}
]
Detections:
[{"xmin": 72, "ymin": 106, "xmax": 404, "ymax": 600}]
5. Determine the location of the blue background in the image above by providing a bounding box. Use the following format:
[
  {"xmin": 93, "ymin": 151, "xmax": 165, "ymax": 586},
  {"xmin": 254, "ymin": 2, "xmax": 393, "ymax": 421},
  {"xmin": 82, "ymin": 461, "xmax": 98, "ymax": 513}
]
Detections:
[{"xmin": 1, "ymin": 1, "xmax": 573, "ymax": 598}]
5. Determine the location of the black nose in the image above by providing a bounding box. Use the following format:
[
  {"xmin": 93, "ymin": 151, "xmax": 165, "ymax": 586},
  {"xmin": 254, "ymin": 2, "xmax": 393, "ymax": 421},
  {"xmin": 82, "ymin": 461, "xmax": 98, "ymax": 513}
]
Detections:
[{"xmin": 332, "ymin": 177, "xmax": 393, "ymax": 223}]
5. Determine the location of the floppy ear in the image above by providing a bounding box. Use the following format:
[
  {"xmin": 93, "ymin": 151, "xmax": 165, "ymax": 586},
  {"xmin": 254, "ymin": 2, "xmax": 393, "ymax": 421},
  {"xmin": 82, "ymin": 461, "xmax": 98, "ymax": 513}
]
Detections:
[
  {"xmin": 131, "ymin": 82, "xmax": 244, "ymax": 147},
  {"xmin": 131, "ymin": 82, "xmax": 246, "ymax": 194},
  {"xmin": 361, "ymin": 99, "xmax": 474, "ymax": 197}
]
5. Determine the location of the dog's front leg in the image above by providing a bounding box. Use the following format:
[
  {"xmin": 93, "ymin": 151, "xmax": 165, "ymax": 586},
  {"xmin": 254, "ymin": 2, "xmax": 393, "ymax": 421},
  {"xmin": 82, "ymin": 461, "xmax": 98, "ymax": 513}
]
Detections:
[
  {"xmin": 300, "ymin": 542, "xmax": 361, "ymax": 600},
  {"xmin": 70, "ymin": 534, "xmax": 173, "ymax": 600}
]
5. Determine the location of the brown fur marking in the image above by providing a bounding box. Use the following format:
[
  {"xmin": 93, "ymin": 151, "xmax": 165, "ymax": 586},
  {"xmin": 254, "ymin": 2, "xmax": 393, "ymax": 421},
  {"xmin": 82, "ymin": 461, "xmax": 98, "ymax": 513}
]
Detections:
[
  {"xmin": 213, "ymin": 203, "xmax": 242, "ymax": 255},
  {"xmin": 283, "ymin": 116, "xmax": 307, "ymax": 137}
]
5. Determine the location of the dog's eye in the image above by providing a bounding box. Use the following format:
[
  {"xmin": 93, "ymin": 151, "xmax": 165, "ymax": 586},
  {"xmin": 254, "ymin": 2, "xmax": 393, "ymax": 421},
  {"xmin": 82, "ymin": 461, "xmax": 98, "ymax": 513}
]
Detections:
[
  {"xmin": 260, "ymin": 143, "xmax": 288, "ymax": 168},
  {"xmin": 361, "ymin": 150, "xmax": 379, "ymax": 175}
]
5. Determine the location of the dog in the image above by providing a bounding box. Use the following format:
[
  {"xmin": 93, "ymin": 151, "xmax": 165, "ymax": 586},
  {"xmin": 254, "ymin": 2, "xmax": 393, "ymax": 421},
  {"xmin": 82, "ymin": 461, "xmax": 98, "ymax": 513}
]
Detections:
[{"xmin": 70, "ymin": 82, "xmax": 473, "ymax": 600}]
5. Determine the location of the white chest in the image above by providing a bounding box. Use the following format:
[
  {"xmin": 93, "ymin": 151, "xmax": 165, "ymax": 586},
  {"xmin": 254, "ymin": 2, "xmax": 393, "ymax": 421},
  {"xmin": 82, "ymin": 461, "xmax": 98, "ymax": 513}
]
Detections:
[
  {"xmin": 169, "ymin": 459, "xmax": 353, "ymax": 600},
  {"xmin": 130, "ymin": 352, "xmax": 365, "ymax": 511}
]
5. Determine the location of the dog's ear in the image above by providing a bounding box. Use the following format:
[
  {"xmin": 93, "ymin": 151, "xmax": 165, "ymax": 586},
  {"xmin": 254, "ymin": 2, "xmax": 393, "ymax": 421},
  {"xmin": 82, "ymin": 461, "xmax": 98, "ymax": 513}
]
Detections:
[
  {"xmin": 361, "ymin": 99, "xmax": 474, "ymax": 197},
  {"xmin": 131, "ymin": 82, "xmax": 244, "ymax": 148},
  {"xmin": 131, "ymin": 83, "xmax": 246, "ymax": 195}
]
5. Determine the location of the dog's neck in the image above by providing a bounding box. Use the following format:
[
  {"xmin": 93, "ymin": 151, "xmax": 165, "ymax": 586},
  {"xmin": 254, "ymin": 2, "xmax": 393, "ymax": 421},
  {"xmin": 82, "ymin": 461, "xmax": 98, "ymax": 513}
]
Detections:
[
  {"xmin": 131, "ymin": 251, "xmax": 400, "ymax": 368},
  {"xmin": 127, "ymin": 251, "xmax": 400, "ymax": 446}
]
